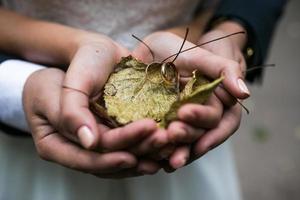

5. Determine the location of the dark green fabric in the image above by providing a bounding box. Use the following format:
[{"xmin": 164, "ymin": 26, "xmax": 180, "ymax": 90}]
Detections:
[{"xmin": 211, "ymin": 0, "xmax": 287, "ymax": 82}]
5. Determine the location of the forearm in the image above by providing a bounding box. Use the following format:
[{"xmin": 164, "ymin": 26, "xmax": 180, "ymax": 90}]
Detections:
[{"xmin": 0, "ymin": 7, "xmax": 89, "ymax": 67}]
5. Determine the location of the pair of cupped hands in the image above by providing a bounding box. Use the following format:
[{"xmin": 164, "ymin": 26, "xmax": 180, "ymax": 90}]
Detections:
[{"xmin": 23, "ymin": 27, "xmax": 250, "ymax": 179}]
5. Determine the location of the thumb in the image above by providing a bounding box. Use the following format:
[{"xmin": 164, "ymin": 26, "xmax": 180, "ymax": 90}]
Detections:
[
  {"xmin": 60, "ymin": 42, "xmax": 119, "ymax": 149},
  {"xmin": 61, "ymin": 89, "xmax": 100, "ymax": 150}
]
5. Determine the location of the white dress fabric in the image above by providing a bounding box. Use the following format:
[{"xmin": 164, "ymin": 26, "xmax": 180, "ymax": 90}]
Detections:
[{"xmin": 0, "ymin": 0, "xmax": 242, "ymax": 199}]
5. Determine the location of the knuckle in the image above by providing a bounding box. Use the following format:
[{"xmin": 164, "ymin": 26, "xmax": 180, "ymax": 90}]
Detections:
[
  {"xmin": 212, "ymin": 109, "xmax": 222, "ymax": 125},
  {"xmin": 35, "ymin": 142, "xmax": 50, "ymax": 161},
  {"xmin": 174, "ymin": 129, "xmax": 187, "ymax": 142},
  {"xmin": 168, "ymin": 131, "xmax": 177, "ymax": 143},
  {"xmin": 194, "ymin": 108, "xmax": 218, "ymax": 128},
  {"xmin": 69, "ymin": 152, "xmax": 94, "ymax": 173},
  {"xmin": 168, "ymin": 124, "xmax": 181, "ymax": 142},
  {"xmin": 101, "ymin": 129, "xmax": 122, "ymax": 149},
  {"xmin": 222, "ymin": 59, "xmax": 240, "ymax": 73},
  {"xmin": 227, "ymin": 59, "xmax": 239, "ymax": 68},
  {"xmin": 153, "ymin": 133, "xmax": 168, "ymax": 148},
  {"xmin": 192, "ymin": 108, "xmax": 203, "ymax": 120}
]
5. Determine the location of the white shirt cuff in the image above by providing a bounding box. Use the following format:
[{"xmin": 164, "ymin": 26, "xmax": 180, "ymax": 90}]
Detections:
[{"xmin": 0, "ymin": 60, "xmax": 46, "ymax": 132}]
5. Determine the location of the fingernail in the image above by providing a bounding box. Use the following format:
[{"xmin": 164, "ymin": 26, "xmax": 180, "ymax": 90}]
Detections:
[
  {"xmin": 78, "ymin": 126, "xmax": 95, "ymax": 149},
  {"xmin": 237, "ymin": 78, "xmax": 250, "ymax": 96}
]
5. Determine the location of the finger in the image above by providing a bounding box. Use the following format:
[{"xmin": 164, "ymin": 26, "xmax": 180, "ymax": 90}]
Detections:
[
  {"xmin": 61, "ymin": 89, "xmax": 100, "ymax": 149},
  {"xmin": 132, "ymin": 31, "xmax": 181, "ymax": 63},
  {"xmin": 100, "ymin": 119, "xmax": 157, "ymax": 151},
  {"xmin": 94, "ymin": 159, "xmax": 162, "ymax": 179},
  {"xmin": 160, "ymin": 160, "xmax": 177, "ymax": 173},
  {"xmin": 167, "ymin": 121, "xmax": 205, "ymax": 144},
  {"xmin": 23, "ymin": 68, "xmax": 64, "ymax": 138},
  {"xmin": 197, "ymin": 32, "xmax": 249, "ymax": 101},
  {"xmin": 148, "ymin": 144, "xmax": 176, "ymax": 160},
  {"xmin": 61, "ymin": 43, "xmax": 120, "ymax": 149},
  {"xmin": 177, "ymin": 94, "xmax": 223, "ymax": 129},
  {"xmin": 169, "ymin": 145, "xmax": 190, "ymax": 169},
  {"xmin": 114, "ymin": 41, "xmax": 132, "ymax": 59},
  {"xmin": 132, "ymin": 42, "xmax": 154, "ymax": 63},
  {"xmin": 180, "ymin": 48, "xmax": 250, "ymax": 99},
  {"xmin": 35, "ymin": 132, "xmax": 137, "ymax": 174},
  {"xmin": 129, "ymin": 129, "xmax": 169, "ymax": 156},
  {"xmin": 136, "ymin": 159, "xmax": 161, "ymax": 174},
  {"xmin": 214, "ymin": 86, "xmax": 237, "ymax": 107},
  {"xmin": 193, "ymin": 104, "xmax": 242, "ymax": 157}
]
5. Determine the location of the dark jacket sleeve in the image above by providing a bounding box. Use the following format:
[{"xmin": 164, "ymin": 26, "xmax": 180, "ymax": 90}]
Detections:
[{"xmin": 210, "ymin": 0, "xmax": 288, "ymax": 82}]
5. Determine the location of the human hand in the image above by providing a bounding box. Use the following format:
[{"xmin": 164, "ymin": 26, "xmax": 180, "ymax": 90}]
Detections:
[
  {"xmin": 24, "ymin": 68, "xmax": 163, "ymax": 178},
  {"xmin": 59, "ymin": 33, "xmax": 169, "ymax": 155},
  {"xmin": 59, "ymin": 33, "xmax": 172, "ymax": 174},
  {"xmin": 132, "ymin": 28, "xmax": 249, "ymax": 169},
  {"xmin": 23, "ymin": 69, "xmax": 146, "ymax": 177},
  {"xmin": 133, "ymin": 30, "xmax": 249, "ymax": 99},
  {"xmin": 186, "ymin": 21, "xmax": 249, "ymax": 166}
]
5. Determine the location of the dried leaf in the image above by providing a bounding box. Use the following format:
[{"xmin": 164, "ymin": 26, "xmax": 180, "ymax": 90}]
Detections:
[
  {"xmin": 103, "ymin": 57, "xmax": 177, "ymax": 125},
  {"xmin": 161, "ymin": 76, "xmax": 224, "ymax": 127},
  {"xmin": 92, "ymin": 56, "xmax": 223, "ymax": 128},
  {"xmin": 90, "ymin": 101, "xmax": 119, "ymax": 127}
]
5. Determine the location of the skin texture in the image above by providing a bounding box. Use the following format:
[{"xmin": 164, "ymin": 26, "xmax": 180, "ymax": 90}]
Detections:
[
  {"xmin": 0, "ymin": 7, "xmax": 167, "ymax": 176},
  {"xmin": 1, "ymin": 6, "xmax": 250, "ymax": 176},
  {"xmin": 187, "ymin": 21, "xmax": 247, "ymax": 166},
  {"xmin": 132, "ymin": 21, "xmax": 249, "ymax": 169},
  {"xmin": 23, "ymin": 68, "xmax": 162, "ymax": 178}
]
